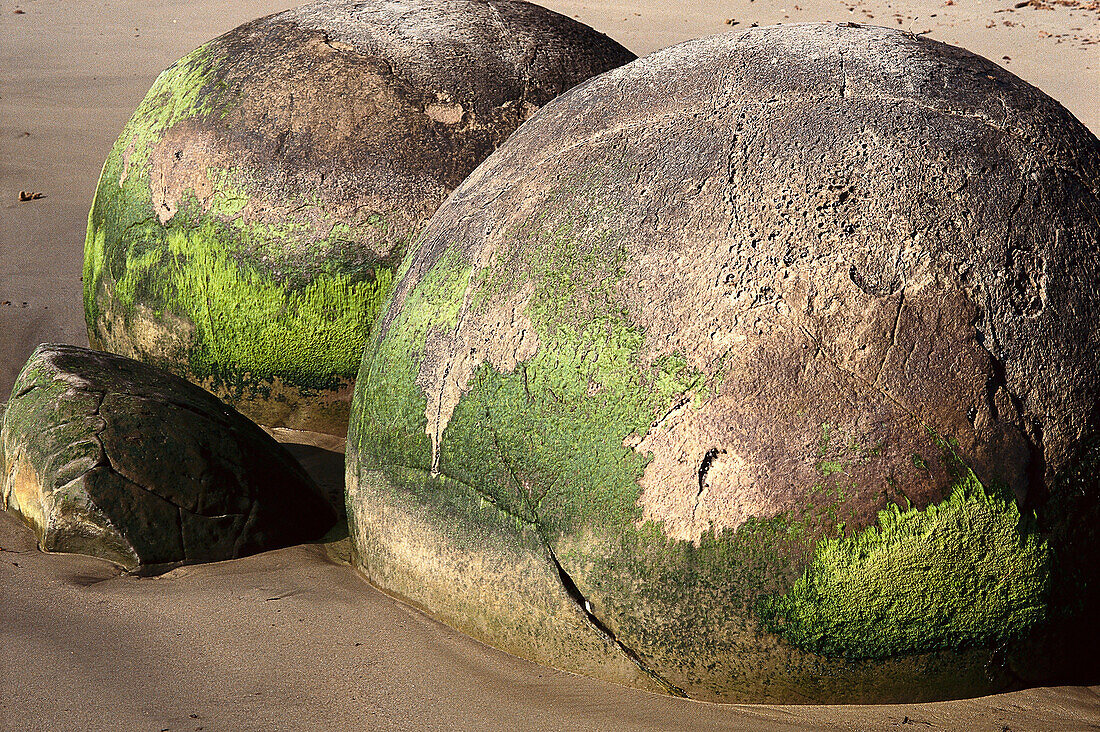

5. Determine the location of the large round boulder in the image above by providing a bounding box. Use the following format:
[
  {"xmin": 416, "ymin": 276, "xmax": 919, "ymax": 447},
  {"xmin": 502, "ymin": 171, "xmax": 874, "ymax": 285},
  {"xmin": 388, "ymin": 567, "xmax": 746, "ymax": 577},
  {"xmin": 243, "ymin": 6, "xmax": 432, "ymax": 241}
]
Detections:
[
  {"xmin": 346, "ymin": 24, "xmax": 1100, "ymax": 702},
  {"xmin": 84, "ymin": 0, "xmax": 634, "ymax": 437},
  {"xmin": 2, "ymin": 344, "xmax": 336, "ymax": 573}
]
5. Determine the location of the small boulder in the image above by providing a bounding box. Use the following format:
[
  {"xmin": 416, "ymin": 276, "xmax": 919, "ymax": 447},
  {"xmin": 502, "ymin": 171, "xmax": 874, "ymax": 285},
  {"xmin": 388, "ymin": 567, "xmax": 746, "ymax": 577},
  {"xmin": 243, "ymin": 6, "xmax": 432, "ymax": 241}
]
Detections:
[
  {"xmin": 83, "ymin": 0, "xmax": 635, "ymax": 436},
  {"xmin": 2, "ymin": 344, "xmax": 336, "ymax": 573}
]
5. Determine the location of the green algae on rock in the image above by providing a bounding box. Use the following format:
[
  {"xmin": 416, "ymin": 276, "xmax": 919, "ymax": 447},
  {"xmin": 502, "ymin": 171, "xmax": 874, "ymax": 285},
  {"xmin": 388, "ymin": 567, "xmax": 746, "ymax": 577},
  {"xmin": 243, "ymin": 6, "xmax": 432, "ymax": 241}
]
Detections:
[
  {"xmin": 346, "ymin": 23, "xmax": 1100, "ymax": 703},
  {"xmin": 758, "ymin": 468, "xmax": 1051, "ymax": 660},
  {"xmin": 84, "ymin": 0, "xmax": 635, "ymax": 437},
  {"xmin": 1, "ymin": 345, "xmax": 336, "ymax": 573}
]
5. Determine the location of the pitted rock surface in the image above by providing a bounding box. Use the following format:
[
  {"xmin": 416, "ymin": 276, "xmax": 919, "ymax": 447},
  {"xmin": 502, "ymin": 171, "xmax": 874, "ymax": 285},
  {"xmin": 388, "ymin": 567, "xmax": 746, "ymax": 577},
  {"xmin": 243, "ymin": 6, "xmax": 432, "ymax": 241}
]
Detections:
[
  {"xmin": 1, "ymin": 345, "xmax": 336, "ymax": 572},
  {"xmin": 84, "ymin": 0, "xmax": 635, "ymax": 436},
  {"xmin": 347, "ymin": 24, "xmax": 1100, "ymax": 703}
]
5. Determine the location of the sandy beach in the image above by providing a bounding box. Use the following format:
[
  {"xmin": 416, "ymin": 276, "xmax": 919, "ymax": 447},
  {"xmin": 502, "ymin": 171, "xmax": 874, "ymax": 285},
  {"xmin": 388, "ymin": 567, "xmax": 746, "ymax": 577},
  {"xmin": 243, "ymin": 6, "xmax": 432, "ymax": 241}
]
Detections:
[{"xmin": 2, "ymin": 0, "xmax": 1099, "ymax": 729}]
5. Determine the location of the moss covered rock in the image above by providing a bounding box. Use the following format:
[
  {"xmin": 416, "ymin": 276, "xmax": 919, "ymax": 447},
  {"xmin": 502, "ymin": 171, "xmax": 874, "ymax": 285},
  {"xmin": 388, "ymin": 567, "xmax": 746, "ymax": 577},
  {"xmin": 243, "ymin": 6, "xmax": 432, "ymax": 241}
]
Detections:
[
  {"xmin": 1, "ymin": 344, "xmax": 336, "ymax": 573},
  {"xmin": 346, "ymin": 24, "xmax": 1100, "ymax": 702},
  {"xmin": 84, "ymin": 0, "xmax": 634, "ymax": 437}
]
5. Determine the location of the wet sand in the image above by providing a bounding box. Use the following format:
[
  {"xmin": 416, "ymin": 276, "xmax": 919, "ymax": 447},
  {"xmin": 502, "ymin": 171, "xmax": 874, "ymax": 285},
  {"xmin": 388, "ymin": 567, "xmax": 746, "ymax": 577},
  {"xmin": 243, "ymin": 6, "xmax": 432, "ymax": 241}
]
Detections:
[
  {"xmin": 2, "ymin": 0, "xmax": 1099, "ymax": 729},
  {"xmin": 4, "ymin": 506, "xmax": 1100, "ymax": 731}
]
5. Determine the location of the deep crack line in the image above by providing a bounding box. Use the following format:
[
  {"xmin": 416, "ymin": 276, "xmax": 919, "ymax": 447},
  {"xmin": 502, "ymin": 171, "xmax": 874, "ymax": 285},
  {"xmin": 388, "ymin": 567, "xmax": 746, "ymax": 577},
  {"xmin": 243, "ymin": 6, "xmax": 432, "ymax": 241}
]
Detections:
[
  {"xmin": 482, "ymin": 428, "xmax": 687, "ymax": 695},
  {"xmin": 544, "ymin": 544, "xmax": 688, "ymax": 698},
  {"xmin": 384, "ymin": 460, "xmax": 689, "ymax": 697},
  {"xmin": 693, "ymin": 447, "xmax": 724, "ymax": 526}
]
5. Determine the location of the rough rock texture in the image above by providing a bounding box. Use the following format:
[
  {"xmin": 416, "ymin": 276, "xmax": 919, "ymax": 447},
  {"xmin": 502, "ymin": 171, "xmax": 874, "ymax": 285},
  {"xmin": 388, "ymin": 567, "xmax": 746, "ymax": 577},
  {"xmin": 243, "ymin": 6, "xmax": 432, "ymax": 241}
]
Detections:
[
  {"xmin": 346, "ymin": 24, "xmax": 1100, "ymax": 703},
  {"xmin": 2, "ymin": 344, "xmax": 336, "ymax": 573},
  {"xmin": 84, "ymin": 0, "xmax": 635, "ymax": 437}
]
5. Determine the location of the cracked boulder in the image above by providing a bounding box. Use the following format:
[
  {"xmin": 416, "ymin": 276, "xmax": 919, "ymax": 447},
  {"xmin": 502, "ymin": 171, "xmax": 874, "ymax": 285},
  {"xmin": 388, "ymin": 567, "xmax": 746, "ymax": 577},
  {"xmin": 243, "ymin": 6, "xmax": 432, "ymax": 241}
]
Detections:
[
  {"xmin": 1, "ymin": 344, "xmax": 336, "ymax": 573},
  {"xmin": 346, "ymin": 24, "xmax": 1100, "ymax": 703},
  {"xmin": 84, "ymin": 0, "xmax": 635, "ymax": 438}
]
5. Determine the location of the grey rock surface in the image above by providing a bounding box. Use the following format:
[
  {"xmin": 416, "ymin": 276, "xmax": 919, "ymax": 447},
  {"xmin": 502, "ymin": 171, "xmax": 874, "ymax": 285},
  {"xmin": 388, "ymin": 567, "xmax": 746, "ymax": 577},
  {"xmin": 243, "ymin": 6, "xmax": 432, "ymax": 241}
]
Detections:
[{"xmin": 348, "ymin": 23, "xmax": 1100, "ymax": 702}]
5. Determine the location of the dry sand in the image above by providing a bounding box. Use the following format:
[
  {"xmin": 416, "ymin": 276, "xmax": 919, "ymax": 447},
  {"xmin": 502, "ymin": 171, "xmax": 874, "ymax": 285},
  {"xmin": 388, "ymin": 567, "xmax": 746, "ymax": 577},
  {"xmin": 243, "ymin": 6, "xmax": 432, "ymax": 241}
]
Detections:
[{"xmin": 1, "ymin": 0, "xmax": 1098, "ymax": 729}]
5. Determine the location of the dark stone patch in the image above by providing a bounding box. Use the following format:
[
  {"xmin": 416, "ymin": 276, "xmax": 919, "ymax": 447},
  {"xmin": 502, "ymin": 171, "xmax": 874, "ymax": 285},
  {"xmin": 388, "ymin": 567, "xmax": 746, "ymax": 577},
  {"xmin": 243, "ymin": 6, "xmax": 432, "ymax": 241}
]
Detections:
[{"xmin": 1, "ymin": 344, "xmax": 336, "ymax": 573}]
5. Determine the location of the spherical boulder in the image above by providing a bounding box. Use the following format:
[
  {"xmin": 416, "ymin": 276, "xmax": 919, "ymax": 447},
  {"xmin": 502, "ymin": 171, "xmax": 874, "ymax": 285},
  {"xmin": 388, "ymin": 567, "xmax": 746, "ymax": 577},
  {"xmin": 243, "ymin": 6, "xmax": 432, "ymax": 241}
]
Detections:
[
  {"xmin": 84, "ymin": 0, "xmax": 635, "ymax": 437},
  {"xmin": 346, "ymin": 24, "xmax": 1100, "ymax": 702},
  {"xmin": 2, "ymin": 344, "xmax": 336, "ymax": 573}
]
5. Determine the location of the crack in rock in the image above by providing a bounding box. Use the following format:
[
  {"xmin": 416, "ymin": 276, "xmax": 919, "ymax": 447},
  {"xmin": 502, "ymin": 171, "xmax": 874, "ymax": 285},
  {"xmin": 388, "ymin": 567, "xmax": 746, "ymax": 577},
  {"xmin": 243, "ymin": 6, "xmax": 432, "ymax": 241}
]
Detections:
[
  {"xmin": 693, "ymin": 447, "xmax": 725, "ymax": 525},
  {"xmin": 387, "ymin": 458, "xmax": 686, "ymax": 695},
  {"xmin": 543, "ymin": 543, "xmax": 688, "ymax": 698}
]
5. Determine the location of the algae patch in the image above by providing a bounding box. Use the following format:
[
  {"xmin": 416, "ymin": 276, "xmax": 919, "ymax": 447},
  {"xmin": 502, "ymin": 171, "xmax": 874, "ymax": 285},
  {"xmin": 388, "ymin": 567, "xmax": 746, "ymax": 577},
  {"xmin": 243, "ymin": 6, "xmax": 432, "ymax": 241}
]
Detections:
[
  {"xmin": 84, "ymin": 45, "xmax": 223, "ymax": 333},
  {"xmin": 352, "ymin": 246, "xmax": 474, "ymax": 472},
  {"xmin": 759, "ymin": 470, "xmax": 1051, "ymax": 659},
  {"xmin": 164, "ymin": 222, "xmax": 389, "ymax": 385}
]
